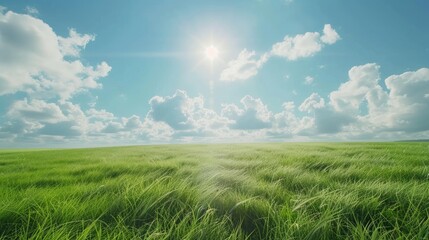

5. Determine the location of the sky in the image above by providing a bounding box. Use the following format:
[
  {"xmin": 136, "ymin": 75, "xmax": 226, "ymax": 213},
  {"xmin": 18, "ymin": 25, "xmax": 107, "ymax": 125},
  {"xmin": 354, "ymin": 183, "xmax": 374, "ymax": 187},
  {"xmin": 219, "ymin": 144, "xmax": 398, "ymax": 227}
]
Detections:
[{"xmin": 0, "ymin": 0, "xmax": 429, "ymax": 147}]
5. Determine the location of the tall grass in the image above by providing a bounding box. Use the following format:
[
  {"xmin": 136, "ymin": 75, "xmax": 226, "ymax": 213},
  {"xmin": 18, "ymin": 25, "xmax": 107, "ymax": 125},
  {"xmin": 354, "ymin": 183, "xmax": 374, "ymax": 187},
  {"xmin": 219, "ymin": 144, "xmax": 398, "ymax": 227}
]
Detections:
[{"xmin": 0, "ymin": 143, "xmax": 428, "ymax": 239}]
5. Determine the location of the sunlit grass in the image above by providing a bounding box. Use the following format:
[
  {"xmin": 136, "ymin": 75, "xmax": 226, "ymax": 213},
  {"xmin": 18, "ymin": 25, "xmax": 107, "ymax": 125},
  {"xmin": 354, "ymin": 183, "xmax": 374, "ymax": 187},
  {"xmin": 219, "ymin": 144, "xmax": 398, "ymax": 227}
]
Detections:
[{"xmin": 1, "ymin": 143, "xmax": 429, "ymax": 239}]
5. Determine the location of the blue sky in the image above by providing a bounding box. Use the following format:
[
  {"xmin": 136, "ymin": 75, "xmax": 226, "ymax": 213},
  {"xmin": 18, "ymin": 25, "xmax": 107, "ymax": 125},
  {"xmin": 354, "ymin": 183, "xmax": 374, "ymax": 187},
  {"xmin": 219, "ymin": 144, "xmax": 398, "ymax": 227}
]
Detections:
[{"xmin": 0, "ymin": 0, "xmax": 429, "ymax": 147}]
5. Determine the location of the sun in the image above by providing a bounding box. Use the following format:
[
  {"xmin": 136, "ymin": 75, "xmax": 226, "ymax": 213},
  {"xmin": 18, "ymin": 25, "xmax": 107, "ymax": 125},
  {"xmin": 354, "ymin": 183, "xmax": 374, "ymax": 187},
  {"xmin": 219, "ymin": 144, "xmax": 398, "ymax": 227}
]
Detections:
[{"xmin": 204, "ymin": 45, "xmax": 219, "ymax": 61}]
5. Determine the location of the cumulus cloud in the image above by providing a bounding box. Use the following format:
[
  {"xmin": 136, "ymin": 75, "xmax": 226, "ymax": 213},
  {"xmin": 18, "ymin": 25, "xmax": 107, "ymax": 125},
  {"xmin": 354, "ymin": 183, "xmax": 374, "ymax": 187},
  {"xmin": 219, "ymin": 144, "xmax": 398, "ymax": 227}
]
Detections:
[
  {"xmin": 272, "ymin": 101, "xmax": 314, "ymax": 136},
  {"xmin": 273, "ymin": 63, "xmax": 429, "ymax": 136},
  {"xmin": 222, "ymin": 95, "xmax": 272, "ymax": 130},
  {"xmin": 102, "ymin": 122, "xmax": 124, "ymax": 133},
  {"xmin": 8, "ymin": 99, "xmax": 66, "ymax": 124},
  {"xmin": 37, "ymin": 121, "xmax": 83, "ymax": 137},
  {"xmin": 86, "ymin": 108, "xmax": 116, "ymax": 121},
  {"xmin": 221, "ymin": 24, "xmax": 340, "ymax": 81},
  {"xmin": 141, "ymin": 120, "xmax": 174, "ymax": 141},
  {"xmin": 148, "ymin": 90, "xmax": 230, "ymax": 134},
  {"xmin": 1, "ymin": 98, "xmax": 158, "ymax": 145},
  {"xmin": 299, "ymin": 93, "xmax": 325, "ymax": 113},
  {"xmin": 4, "ymin": 100, "xmax": 87, "ymax": 138},
  {"xmin": 147, "ymin": 90, "xmax": 202, "ymax": 130},
  {"xmin": 313, "ymin": 108, "xmax": 354, "ymax": 134},
  {"xmin": 330, "ymin": 63, "xmax": 385, "ymax": 113},
  {"xmin": 0, "ymin": 7, "xmax": 427, "ymax": 150},
  {"xmin": 327, "ymin": 64, "xmax": 429, "ymax": 134},
  {"xmin": 320, "ymin": 24, "xmax": 341, "ymax": 44},
  {"xmin": 271, "ymin": 32, "xmax": 322, "ymax": 60},
  {"xmin": 220, "ymin": 50, "xmax": 269, "ymax": 81},
  {"xmin": 0, "ymin": 9, "xmax": 111, "ymax": 100},
  {"xmin": 271, "ymin": 24, "xmax": 340, "ymax": 60},
  {"xmin": 1, "ymin": 66, "xmax": 429, "ymax": 146},
  {"xmin": 101, "ymin": 115, "xmax": 145, "ymax": 134},
  {"xmin": 383, "ymin": 68, "xmax": 429, "ymax": 131}
]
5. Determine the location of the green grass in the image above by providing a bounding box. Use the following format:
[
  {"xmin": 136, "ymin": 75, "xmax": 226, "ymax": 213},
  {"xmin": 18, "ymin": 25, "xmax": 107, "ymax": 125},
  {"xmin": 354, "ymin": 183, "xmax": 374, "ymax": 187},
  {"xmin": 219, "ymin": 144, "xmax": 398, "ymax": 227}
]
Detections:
[{"xmin": 1, "ymin": 143, "xmax": 429, "ymax": 239}]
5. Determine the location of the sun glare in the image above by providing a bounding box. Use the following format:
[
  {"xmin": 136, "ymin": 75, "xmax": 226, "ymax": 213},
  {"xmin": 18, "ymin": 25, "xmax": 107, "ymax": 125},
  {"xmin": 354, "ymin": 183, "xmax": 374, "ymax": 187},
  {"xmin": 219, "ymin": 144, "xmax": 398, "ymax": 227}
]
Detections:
[{"xmin": 204, "ymin": 45, "xmax": 219, "ymax": 61}]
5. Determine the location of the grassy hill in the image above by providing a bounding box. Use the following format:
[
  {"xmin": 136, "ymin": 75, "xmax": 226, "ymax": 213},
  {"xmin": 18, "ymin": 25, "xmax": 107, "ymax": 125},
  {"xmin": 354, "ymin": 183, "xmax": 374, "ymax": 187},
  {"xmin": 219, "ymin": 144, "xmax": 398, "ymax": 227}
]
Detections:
[{"xmin": 1, "ymin": 143, "xmax": 429, "ymax": 239}]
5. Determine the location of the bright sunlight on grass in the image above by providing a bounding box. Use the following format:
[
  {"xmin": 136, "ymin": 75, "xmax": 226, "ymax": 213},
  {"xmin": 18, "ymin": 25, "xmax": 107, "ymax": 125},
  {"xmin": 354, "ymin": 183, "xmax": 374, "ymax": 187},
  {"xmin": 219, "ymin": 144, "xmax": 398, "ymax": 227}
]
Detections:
[{"xmin": 1, "ymin": 143, "xmax": 429, "ymax": 239}]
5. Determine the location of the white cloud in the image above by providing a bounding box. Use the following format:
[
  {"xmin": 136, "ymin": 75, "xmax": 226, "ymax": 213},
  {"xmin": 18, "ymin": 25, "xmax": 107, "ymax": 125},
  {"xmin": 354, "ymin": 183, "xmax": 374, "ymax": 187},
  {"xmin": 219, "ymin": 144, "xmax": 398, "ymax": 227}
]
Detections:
[
  {"xmin": 0, "ymin": 10, "xmax": 428, "ymax": 150},
  {"xmin": 299, "ymin": 93, "xmax": 325, "ymax": 113},
  {"xmin": 220, "ymin": 50, "xmax": 268, "ymax": 81},
  {"xmin": 1, "ymin": 98, "xmax": 159, "ymax": 144},
  {"xmin": 271, "ymin": 24, "xmax": 340, "ymax": 60},
  {"xmin": 4, "ymin": 100, "xmax": 88, "ymax": 138},
  {"xmin": 384, "ymin": 67, "xmax": 429, "ymax": 131},
  {"xmin": 2, "ymin": 69, "xmax": 429, "ymax": 146},
  {"xmin": 327, "ymin": 64, "xmax": 429, "ymax": 134},
  {"xmin": 102, "ymin": 121, "xmax": 124, "ymax": 133},
  {"xmin": 58, "ymin": 29, "xmax": 95, "ymax": 57},
  {"xmin": 86, "ymin": 108, "xmax": 116, "ymax": 120},
  {"xmin": 99, "ymin": 115, "xmax": 144, "ymax": 134},
  {"xmin": 147, "ymin": 90, "xmax": 201, "ymax": 130},
  {"xmin": 0, "ymin": 10, "xmax": 111, "ymax": 100},
  {"xmin": 148, "ymin": 90, "xmax": 229, "ymax": 133},
  {"xmin": 141, "ymin": 119, "xmax": 174, "ymax": 141},
  {"xmin": 222, "ymin": 95, "xmax": 272, "ymax": 130},
  {"xmin": 124, "ymin": 115, "xmax": 143, "ymax": 130},
  {"xmin": 221, "ymin": 24, "xmax": 340, "ymax": 81},
  {"xmin": 8, "ymin": 99, "xmax": 67, "ymax": 124},
  {"xmin": 304, "ymin": 76, "xmax": 314, "ymax": 85},
  {"xmin": 272, "ymin": 64, "xmax": 429, "ymax": 136},
  {"xmin": 272, "ymin": 102, "xmax": 297, "ymax": 129},
  {"xmin": 38, "ymin": 120, "xmax": 84, "ymax": 137},
  {"xmin": 313, "ymin": 108, "xmax": 354, "ymax": 134},
  {"xmin": 320, "ymin": 24, "xmax": 341, "ymax": 45},
  {"xmin": 330, "ymin": 63, "xmax": 385, "ymax": 112},
  {"xmin": 271, "ymin": 32, "xmax": 322, "ymax": 60},
  {"xmin": 272, "ymin": 101, "xmax": 314, "ymax": 136}
]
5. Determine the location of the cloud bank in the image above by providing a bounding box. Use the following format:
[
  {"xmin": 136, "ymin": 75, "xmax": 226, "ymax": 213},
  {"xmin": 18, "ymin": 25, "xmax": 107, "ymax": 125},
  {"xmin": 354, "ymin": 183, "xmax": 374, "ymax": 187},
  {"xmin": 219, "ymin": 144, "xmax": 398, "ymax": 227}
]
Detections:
[
  {"xmin": 0, "ymin": 9, "xmax": 428, "ymax": 147},
  {"xmin": 2, "ymin": 63, "xmax": 429, "ymax": 146}
]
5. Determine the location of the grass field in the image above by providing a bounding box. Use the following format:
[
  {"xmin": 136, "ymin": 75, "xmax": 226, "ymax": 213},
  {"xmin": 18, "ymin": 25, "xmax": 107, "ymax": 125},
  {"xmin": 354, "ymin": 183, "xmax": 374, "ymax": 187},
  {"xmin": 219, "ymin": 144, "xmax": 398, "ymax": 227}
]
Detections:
[{"xmin": 1, "ymin": 143, "xmax": 429, "ymax": 239}]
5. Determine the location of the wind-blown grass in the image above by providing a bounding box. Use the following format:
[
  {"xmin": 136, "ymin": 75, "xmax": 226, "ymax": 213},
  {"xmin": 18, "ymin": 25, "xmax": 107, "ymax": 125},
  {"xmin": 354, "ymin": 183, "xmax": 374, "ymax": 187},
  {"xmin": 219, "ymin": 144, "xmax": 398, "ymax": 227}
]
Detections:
[{"xmin": 0, "ymin": 143, "xmax": 428, "ymax": 239}]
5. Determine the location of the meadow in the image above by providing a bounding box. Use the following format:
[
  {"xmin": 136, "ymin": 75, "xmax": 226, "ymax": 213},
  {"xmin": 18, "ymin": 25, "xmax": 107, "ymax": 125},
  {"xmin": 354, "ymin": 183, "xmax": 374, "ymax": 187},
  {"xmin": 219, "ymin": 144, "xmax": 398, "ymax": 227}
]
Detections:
[{"xmin": 0, "ymin": 143, "xmax": 429, "ymax": 239}]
